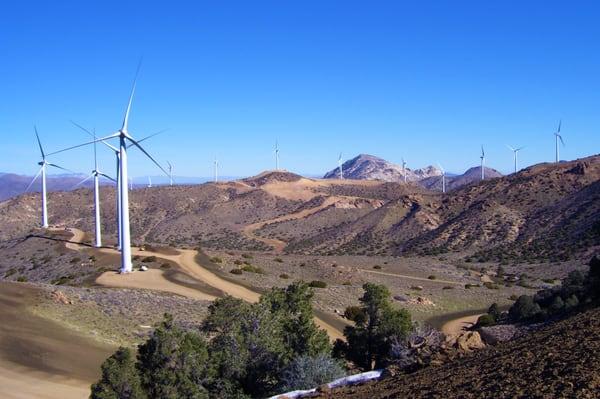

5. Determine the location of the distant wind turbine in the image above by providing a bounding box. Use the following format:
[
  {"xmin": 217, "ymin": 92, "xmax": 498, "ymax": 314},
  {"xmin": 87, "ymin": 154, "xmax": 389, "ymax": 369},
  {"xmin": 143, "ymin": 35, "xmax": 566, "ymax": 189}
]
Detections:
[
  {"xmin": 554, "ymin": 121, "xmax": 565, "ymax": 163},
  {"xmin": 214, "ymin": 157, "xmax": 219, "ymax": 183},
  {"xmin": 507, "ymin": 145, "xmax": 524, "ymax": 173},
  {"xmin": 480, "ymin": 146, "xmax": 485, "ymax": 180},
  {"xmin": 438, "ymin": 163, "xmax": 446, "ymax": 193},
  {"xmin": 167, "ymin": 161, "xmax": 173, "ymax": 186},
  {"xmin": 49, "ymin": 62, "xmax": 169, "ymax": 273},
  {"xmin": 71, "ymin": 129, "xmax": 116, "ymax": 247},
  {"xmin": 274, "ymin": 140, "xmax": 280, "ymax": 171},
  {"xmin": 338, "ymin": 153, "xmax": 344, "ymax": 179},
  {"xmin": 24, "ymin": 127, "xmax": 71, "ymax": 228},
  {"xmin": 147, "ymin": 176, "xmax": 152, "ymax": 188},
  {"xmin": 402, "ymin": 158, "xmax": 407, "ymax": 183}
]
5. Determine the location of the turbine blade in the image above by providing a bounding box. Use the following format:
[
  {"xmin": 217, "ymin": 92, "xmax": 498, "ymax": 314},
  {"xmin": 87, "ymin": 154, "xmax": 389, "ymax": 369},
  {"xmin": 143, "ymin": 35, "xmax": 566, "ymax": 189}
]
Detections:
[
  {"xmin": 93, "ymin": 128, "xmax": 98, "ymax": 170},
  {"xmin": 24, "ymin": 167, "xmax": 43, "ymax": 193},
  {"xmin": 127, "ymin": 137, "xmax": 170, "ymax": 177},
  {"xmin": 98, "ymin": 172, "xmax": 117, "ymax": 183},
  {"xmin": 46, "ymin": 132, "xmax": 120, "ymax": 156},
  {"xmin": 122, "ymin": 58, "xmax": 143, "ymax": 132},
  {"xmin": 34, "ymin": 126, "xmax": 45, "ymax": 158},
  {"xmin": 71, "ymin": 173, "xmax": 94, "ymax": 190},
  {"xmin": 128, "ymin": 129, "xmax": 168, "ymax": 148},
  {"xmin": 507, "ymin": 145, "xmax": 515, "ymax": 151},
  {"xmin": 557, "ymin": 120, "xmax": 561, "ymax": 133},
  {"xmin": 517, "ymin": 146, "xmax": 526, "ymax": 151},
  {"xmin": 559, "ymin": 135, "xmax": 565, "ymax": 146},
  {"xmin": 70, "ymin": 121, "xmax": 120, "ymax": 152},
  {"xmin": 47, "ymin": 163, "xmax": 75, "ymax": 173}
]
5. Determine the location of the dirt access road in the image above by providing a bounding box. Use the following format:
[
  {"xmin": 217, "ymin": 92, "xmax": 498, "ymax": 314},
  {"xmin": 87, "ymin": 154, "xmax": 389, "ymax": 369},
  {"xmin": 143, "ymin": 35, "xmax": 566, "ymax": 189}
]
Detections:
[{"xmin": 65, "ymin": 228, "xmax": 345, "ymax": 341}]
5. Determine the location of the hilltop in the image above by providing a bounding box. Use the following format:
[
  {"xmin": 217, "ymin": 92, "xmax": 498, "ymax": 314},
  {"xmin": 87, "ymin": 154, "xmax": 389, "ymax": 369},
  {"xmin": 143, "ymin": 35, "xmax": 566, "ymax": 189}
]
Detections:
[
  {"xmin": 1, "ymin": 156, "xmax": 599, "ymax": 262},
  {"xmin": 323, "ymin": 154, "xmax": 441, "ymax": 183}
]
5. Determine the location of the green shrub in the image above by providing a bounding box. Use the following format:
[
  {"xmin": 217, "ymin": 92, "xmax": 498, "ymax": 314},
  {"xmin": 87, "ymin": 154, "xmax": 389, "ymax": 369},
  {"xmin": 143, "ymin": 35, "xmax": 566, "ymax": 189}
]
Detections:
[
  {"xmin": 160, "ymin": 262, "xmax": 171, "ymax": 269},
  {"xmin": 230, "ymin": 269, "xmax": 243, "ymax": 275},
  {"xmin": 476, "ymin": 314, "xmax": 496, "ymax": 327},
  {"xmin": 484, "ymin": 282, "xmax": 500, "ymax": 289},
  {"xmin": 233, "ymin": 259, "xmax": 243, "ymax": 265},
  {"xmin": 442, "ymin": 286, "xmax": 454, "ymax": 290},
  {"xmin": 279, "ymin": 273, "xmax": 290, "ymax": 279},
  {"xmin": 343, "ymin": 306, "xmax": 367, "ymax": 324},
  {"xmin": 427, "ymin": 275, "xmax": 436, "ymax": 280},
  {"xmin": 70, "ymin": 257, "xmax": 81, "ymax": 264},
  {"xmin": 142, "ymin": 256, "xmax": 157, "ymax": 263},
  {"xmin": 373, "ymin": 265, "xmax": 382, "ymax": 270},
  {"xmin": 279, "ymin": 354, "xmax": 345, "ymax": 392},
  {"xmin": 241, "ymin": 253, "xmax": 253, "ymax": 259},
  {"xmin": 509, "ymin": 295, "xmax": 542, "ymax": 321},
  {"xmin": 241, "ymin": 265, "xmax": 265, "ymax": 274},
  {"xmin": 209, "ymin": 256, "xmax": 223, "ymax": 264},
  {"xmin": 274, "ymin": 258, "xmax": 284, "ymax": 263},
  {"xmin": 308, "ymin": 280, "xmax": 327, "ymax": 289},
  {"xmin": 16, "ymin": 276, "xmax": 28, "ymax": 282}
]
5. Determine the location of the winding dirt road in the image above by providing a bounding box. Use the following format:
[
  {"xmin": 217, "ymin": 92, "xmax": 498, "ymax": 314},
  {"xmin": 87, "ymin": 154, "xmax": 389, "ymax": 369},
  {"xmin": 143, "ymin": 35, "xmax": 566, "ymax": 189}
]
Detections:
[{"xmin": 63, "ymin": 229, "xmax": 344, "ymax": 341}]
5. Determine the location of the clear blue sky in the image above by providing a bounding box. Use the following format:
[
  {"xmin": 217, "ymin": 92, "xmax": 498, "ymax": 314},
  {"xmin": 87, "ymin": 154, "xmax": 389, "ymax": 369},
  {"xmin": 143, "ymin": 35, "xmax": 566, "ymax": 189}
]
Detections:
[{"xmin": 2, "ymin": 1, "xmax": 599, "ymax": 178}]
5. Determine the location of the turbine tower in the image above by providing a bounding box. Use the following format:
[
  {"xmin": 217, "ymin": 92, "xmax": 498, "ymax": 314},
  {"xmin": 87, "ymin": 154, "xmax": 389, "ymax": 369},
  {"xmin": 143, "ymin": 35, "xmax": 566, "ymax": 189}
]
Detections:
[
  {"xmin": 402, "ymin": 158, "xmax": 407, "ymax": 183},
  {"xmin": 167, "ymin": 161, "xmax": 173, "ymax": 186},
  {"xmin": 507, "ymin": 145, "xmax": 524, "ymax": 173},
  {"xmin": 554, "ymin": 121, "xmax": 565, "ymax": 163},
  {"xmin": 274, "ymin": 140, "xmax": 280, "ymax": 171},
  {"xmin": 147, "ymin": 176, "xmax": 152, "ymax": 188},
  {"xmin": 72, "ymin": 130, "xmax": 115, "ymax": 247},
  {"xmin": 438, "ymin": 164, "xmax": 446, "ymax": 193},
  {"xmin": 338, "ymin": 153, "xmax": 343, "ymax": 179},
  {"xmin": 214, "ymin": 157, "xmax": 219, "ymax": 183},
  {"xmin": 25, "ymin": 127, "xmax": 70, "ymax": 228},
  {"xmin": 50, "ymin": 63, "xmax": 169, "ymax": 273},
  {"xmin": 480, "ymin": 146, "xmax": 485, "ymax": 180}
]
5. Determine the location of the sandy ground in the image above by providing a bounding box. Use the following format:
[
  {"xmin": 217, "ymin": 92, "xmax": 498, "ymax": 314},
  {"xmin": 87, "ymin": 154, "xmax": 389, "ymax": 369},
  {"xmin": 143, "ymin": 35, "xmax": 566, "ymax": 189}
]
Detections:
[
  {"xmin": 441, "ymin": 314, "xmax": 482, "ymax": 337},
  {"xmin": 0, "ymin": 282, "xmax": 114, "ymax": 399},
  {"xmin": 364, "ymin": 269, "xmax": 463, "ymax": 286}
]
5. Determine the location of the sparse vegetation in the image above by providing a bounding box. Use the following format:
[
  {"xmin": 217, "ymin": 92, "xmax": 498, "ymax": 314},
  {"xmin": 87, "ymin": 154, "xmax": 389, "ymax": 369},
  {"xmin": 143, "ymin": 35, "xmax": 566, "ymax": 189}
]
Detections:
[
  {"xmin": 308, "ymin": 280, "xmax": 327, "ymax": 288},
  {"xmin": 229, "ymin": 268, "xmax": 243, "ymax": 275}
]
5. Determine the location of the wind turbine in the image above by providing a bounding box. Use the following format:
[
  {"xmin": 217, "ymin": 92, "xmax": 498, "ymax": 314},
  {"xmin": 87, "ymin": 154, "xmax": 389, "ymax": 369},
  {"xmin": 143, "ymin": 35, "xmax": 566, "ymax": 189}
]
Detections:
[
  {"xmin": 49, "ymin": 63, "xmax": 169, "ymax": 273},
  {"xmin": 480, "ymin": 146, "xmax": 485, "ymax": 180},
  {"xmin": 338, "ymin": 153, "xmax": 343, "ymax": 179},
  {"xmin": 507, "ymin": 145, "xmax": 524, "ymax": 173},
  {"xmin": 214, "ymin": 157, "xmax": 219, "ymax": 183},
  {"xmin": 24, "ymin": 127, "xmax": 71, "ymax": 228},
  {"xmin": 274, "ymin": 140, "xmax": 280, "ymax": 171},
  {"xmin": 554, "ymin": 121, "xmax": 565, "ymax": 163},
  {"xmin": 167, "ymin": 161, "xmax": 173, "ymax": 186},
  {"xmin": 72, "ymin": 130, "xmax": 116, "ymax": 247},
  {"xmin": 402, "ymin": 158, "xmax": 407, "ymax": 183},
  {"xmin": 147, "ymin": 176, "xmax": 152, "ymax": 188},
  {"xmin": 438, "ymin": 164, "xmax": 446, "ymax": 193}
]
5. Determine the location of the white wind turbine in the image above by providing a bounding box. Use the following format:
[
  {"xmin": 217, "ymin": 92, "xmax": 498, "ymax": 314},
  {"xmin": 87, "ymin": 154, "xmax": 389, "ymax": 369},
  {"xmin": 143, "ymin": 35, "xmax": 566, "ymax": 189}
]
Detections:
[
  {"xmin": 402, "ymin": 158, "xmax": 407, "ymax": 183},
  {"xmin": 480, "ymin": 146, "xmax": 485, "ymax": 180},
  {"xmin": 147, "ymin": 176, "xmax": 152, "ymax": 188},
  {"xmin": 338, "ymin": 153, "xmax": 344, "ymax": 179},
  {"xmin": 49, "ymin": 64, "xmax": 169, "ymax": 273},
  {"xmin": 507, "ymin": 145, "xmax": 524, "ymax": 173},
  {"xmin": 554, "ymin": 121, "xmax": 565, "ymax": 163},
  {"xmin": 274, "ymin": 140, "xmax": 280, "ymax": 171},
  {"xmin": 24, "ymin": 127, "xmax": 72, "ymax": 228},
  {"xmin": 71, "ymin": 130, "xmax": 116, "ymax": 247},
  {"xmin": 167, "ymin": 161, "xmax": 173, "ymax": 186},
  {"xmin": 438, "ymin": 163, "xmax": 446, "ymax": 193},
  {"xmin": 214, "ymin": 157, "xmax": 219, "ymax": 183}
]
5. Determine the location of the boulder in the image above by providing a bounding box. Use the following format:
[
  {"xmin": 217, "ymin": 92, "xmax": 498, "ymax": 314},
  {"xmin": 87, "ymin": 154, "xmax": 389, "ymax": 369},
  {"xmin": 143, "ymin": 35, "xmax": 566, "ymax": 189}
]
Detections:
[{"xmin": 455, "ymin": 331, "xmax": 485, "ymax": 352}]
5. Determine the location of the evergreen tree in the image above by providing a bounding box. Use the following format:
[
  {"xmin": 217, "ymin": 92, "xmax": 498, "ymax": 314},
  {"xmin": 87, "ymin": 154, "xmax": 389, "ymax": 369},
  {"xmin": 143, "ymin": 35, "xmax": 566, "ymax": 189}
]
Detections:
[{"xmin": 90, "ymin": 347, "xmax": 145, "ymax": 399}]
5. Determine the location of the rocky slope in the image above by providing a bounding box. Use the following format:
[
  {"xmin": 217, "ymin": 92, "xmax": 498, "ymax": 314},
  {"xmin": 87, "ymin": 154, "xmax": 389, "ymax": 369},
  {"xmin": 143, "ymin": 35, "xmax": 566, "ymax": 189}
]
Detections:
[
  {"xmin": 323, "ymin": 154, "xmax": 440, "ymax": 183},
  {"xmin": 0, "ymin": 173, "xmax": 112, "ymax": 201},
  {"xmin": 321, "ymin": 307, "xmax": 600, "ymax": 398},
  {"xmin": 419, "ymin": 166, "xmax": 503, "ymax": 192}
]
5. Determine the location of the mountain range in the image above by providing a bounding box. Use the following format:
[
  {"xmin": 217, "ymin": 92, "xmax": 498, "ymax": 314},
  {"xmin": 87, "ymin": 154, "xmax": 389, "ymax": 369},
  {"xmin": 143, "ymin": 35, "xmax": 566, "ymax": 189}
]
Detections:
[{"xmin": 1, "ymin": 154, "xmax": 599, "ymax": 263}]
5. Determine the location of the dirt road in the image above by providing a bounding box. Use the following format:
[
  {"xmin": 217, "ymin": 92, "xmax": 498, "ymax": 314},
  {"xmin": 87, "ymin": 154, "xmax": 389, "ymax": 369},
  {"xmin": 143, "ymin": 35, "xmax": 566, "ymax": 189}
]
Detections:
[{"xmin": 62, "ymin": 229, "xmax": 344, "ymax": 340}]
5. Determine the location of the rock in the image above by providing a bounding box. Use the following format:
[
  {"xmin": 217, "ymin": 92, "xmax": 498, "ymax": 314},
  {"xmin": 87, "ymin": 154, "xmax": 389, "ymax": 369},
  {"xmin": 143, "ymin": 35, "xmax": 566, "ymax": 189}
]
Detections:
[
  {"xmin": 455, "ymin": 331, "xmax": 485, "ymax": 352},
  {"xmin": 478, "ymin": 324, "xmax": 519, "ymax": 345},
  {"xmin": 50, "ymin": 290, "xmax": 72, "ymax": 305},
  {"xmin": 394, "ymin": 295, "xmax": 409, "ymax": 302}
]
